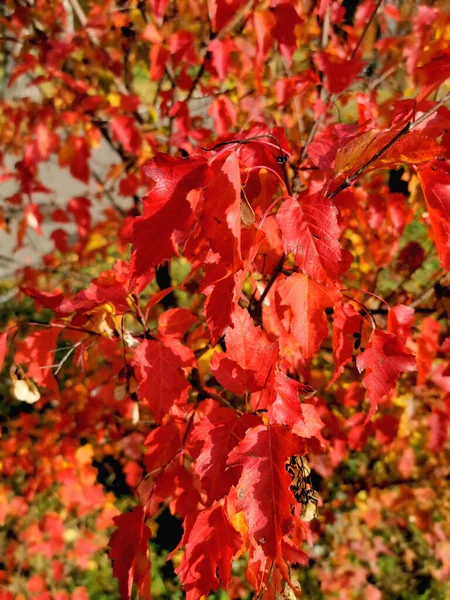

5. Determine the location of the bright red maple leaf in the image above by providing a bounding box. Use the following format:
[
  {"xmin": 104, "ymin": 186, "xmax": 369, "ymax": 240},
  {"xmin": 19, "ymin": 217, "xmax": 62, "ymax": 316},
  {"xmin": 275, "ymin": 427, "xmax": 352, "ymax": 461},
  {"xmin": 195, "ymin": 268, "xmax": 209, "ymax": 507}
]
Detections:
[
  {"xmin": 277, "ymin": 273, "xmax": 341, "ymax": 360},
  {"xmin": 109, "ymin": 506, "xmax": 151, "ymax": 600},
  {"xmin": 130, "ymin": 154, "xmax": 209, "ymax": 283},
  {"xmin": 227, "ymin": 422, "xmax": 306, "ymax": 560},
  {"xmin": 133, "ymin": 337, "xmax": 194, "ymax": 423},
  {"xmin": 189, "ymin": 407, "xmax": 261, "ymax": 502},
  {"xmin": 331, "ymin": 302, "xmax": 364, "ymax": 384},
  {"xmin": 174, "ymin": 501, "xmax": 241, "ymax": 600},
  {"xmin": 15, "ymin": 327, "xmax": 60, "ymax": 393},
  {"xmin": 277, "ymin": 194, "xmax": 342, "ymax": 283},
  {"xmin": 417, "ymin": 165, "xmax": 450, "ymax": 270},
  {"xmin": 211, "ymin": 306, "xmax": 278, "ymax": 394},
  {"xmin": 356, "ymin": 329, "xmax": 416, "ymax": 417},
  {"xmin": 201, "ymin": 153, "xmax": 242, "ymax": 268},
  {"xmin": 200, "ymin": 254, "xmax": 237, "ymax": 345},
  {"xmin": 268, "ymin": 370, "xmax": 325, "ymax": 444},
  {"xmin": 143, "ymin": 416, "xmax": 181, "ymax": 473}
]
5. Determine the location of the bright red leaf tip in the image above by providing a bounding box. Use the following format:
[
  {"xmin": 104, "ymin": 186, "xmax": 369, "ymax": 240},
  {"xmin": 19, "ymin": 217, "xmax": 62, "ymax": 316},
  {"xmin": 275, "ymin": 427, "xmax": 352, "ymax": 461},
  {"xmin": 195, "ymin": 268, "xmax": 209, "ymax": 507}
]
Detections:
[
  {"xmin": 211, "ymin": 306, "xmax": 278, "ymax": 394},
  {"xmin": 174, "ymin": 502, "xmax": 242, "ymax": 600},
  {"xmin": 277, "ymin": 194, "xmax": 342, "ymax": 283},
  {"xmin": 109, "ymin": 505, "xmax": 151, "ymax": 600},
  {"xmin": 130, "ymin": 154, "xmax": 209, "ymax": 284},
  {"xmin": 228, "ymin": 423, "xmax": 306, "ymax": 560},
  {"xmin": 356, "ymin": 329, "xmax": 416, "ymax": 419}
]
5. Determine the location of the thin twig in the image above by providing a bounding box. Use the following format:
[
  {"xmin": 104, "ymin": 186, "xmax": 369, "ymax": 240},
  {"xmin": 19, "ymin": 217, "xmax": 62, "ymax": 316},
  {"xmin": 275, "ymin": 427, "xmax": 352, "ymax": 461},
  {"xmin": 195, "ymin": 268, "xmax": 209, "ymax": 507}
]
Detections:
[
  {"xmin": 350, "ymin": 0, "xmax": 383, "ymax": 60},
  {"xmin": 256, "ymin": 561, "xmax": 275, "ymax": 600},
  {"xmin": 327, "ymin": 91, "xmax": 450, "ymax": 199}
]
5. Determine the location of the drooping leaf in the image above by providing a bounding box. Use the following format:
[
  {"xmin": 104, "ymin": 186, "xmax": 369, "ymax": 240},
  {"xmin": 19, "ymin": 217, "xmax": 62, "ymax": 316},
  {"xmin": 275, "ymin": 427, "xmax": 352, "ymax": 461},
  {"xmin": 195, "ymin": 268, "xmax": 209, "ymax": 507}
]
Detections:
[
  {"xmin": 211, "ymin": 306, "xmax": 278, "ymax": 394},
  {"xmin": 174, "ymin": 502, "xmax": 242, "ymax": 600},
  {"xmin": 356, "ymin": 329, "xmax": 416, "ymax": 418},
  {"xmin": 109, "ymin": 505, "xmax": 151, "ymax": 600},
  {"xmin": 133, "ymin": 337, "xmax": 194, "ymax": 423},
  {"xmin": 189, "ymin": 407, "xmax": 261, "ymax": 502},
  {"xmin": 387, "ymin": 304, "xmax": 414, "ymax": 344},
  {"xmin": 314, "ymin": 52, "xmax": 365, "ymax": 94},
  {"xmin": 227, "ymin": 423, "xmax": 306, "ymax": 559},
  {"xmin": 130, "ymin": 154, "xmax": 209, "ymax": 283},
  {"xmin": 0, "ymin": 332, "xmax": 7, "ymax": 372},
  {"xmin": 277, "ymin": 194, "xmax": 342, "ymax": 283},
  {"xmin": 158, "ymin": 308, "xmax": 197, "ymax": 339},
  {"xmin": 417, "ymin": 165, "xmax": 450, "ymax": 270},
  {"xmin": 278, "ymin": 273, "xmax": 341, "ymax": 360},
  {"xmin": 111, "ymin": 116, "xmax": 142, "ymax": 154},
  {"xmin": 143, "ymin": 417, "xmax": 181, "ymax": 473},
  {"xmin": 330, "ymin": 302, "xmax": 364, "ymax": 384},
  {"xmin": 14, "ymin": 327, "xmax": 60, "ymax": 393},
  {"xmin": 201, "ymin": 153, "xmax": 242, "ymax": 267},
  {"xmin": 200, "ymin": 254, "xmax": 237, "ymax": 345},
  {"xmin": 268, "ymin": 370, "xmax": 325, "ymax": 443}
]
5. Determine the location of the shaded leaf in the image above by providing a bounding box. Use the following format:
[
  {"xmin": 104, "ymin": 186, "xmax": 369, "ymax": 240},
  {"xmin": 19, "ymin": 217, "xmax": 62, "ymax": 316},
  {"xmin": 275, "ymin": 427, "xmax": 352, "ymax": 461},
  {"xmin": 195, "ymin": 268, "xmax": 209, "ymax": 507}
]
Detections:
[{"xmin": 109, "ymin": 506, "xmax": 151, "ymax": 600}]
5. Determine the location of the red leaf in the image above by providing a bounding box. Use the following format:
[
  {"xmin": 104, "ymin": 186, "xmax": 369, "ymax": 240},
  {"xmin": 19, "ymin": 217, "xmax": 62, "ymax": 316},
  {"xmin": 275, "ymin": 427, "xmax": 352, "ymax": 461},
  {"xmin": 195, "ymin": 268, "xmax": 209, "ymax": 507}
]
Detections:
[
  {"xmin": 429, "ymin": 408, "xmax": 449, "ymax": 453},
  {"xmin": 201, "ymin": 153, "xmax": 242, "ymax": 267},
  {"xmin": 416, "ymin": 317, "xmax": 441, "ymax": 385},
  {"xmin": 208, "ymin": 96, "xmax": 237, "ymax": 138},
  {"xmin": 228, "ymin": 423, "xmax": 306, "ymax": 559},
  {"xmin": 0, "ymin": 332, "xmax": 7, "ymax": 372},
  {"xmin": 252, "ymin": 10, "xmax": 276, "ymax": 92},
  {"xmin": 418, "ymin": 166, "xmax": 450, "ymax": 270},
  {"xmin": 356, "ymin": 330, "xmax": 416, "ymax": 418},
  {"xmin": 208, "ymin": 38, "xmax": 235, "ymax": 82},
  {"xmin": 158, "ymin": 308, "xmax": 197, "ymax": 339},
  {"xmin": 111, "ymin": 116, "xmax": 142, "ymax": 154},
  {"xmin": 149, "ymin": 0, "xmax": 170, "ymax": 19},
  {"xmin": 330, "ymin": 302, "xmax": 363, "ymax": 384},
  {"xmin": 416, "ymin": 52, "xmax": 450, "ymax": 101},
  {"xmin": 207, "ymin": 0, "xmax": 243, "ymax": 32},
  {"xmin": 109, "ymin": 506, "xmax": 151, "ymax": 600},
  {"xmin": 314, "ymin": 52, "xmax": 365, "ymax": 94},
  {"xmin": 278, "ymin": 273, "xmax": 341, "ymax": 360},
  {"xmin": 272, "ymin": 3, "xmax": 302, "ymax": 65},
  {"xmin": 15, "ymin": 328, "xmax": 60, "ymax": 392},
  {"xmin": 268, "ymin": 371, "xmax": 325, "ymax": 443},
  {"xmin": 190, "ymin": 407, "xmax": 261, "ymax": 502},
  {"xmin": 211, "ymin": 306, "xmax": 278, "ymax": 394},
  {"xmin": 174, "ymin": 502, "xmax": 241, "ymax": 599},
  {"xmin": 130, "ymin": 154, "xmax": 209, "ymax": 283},
  {"xmin": 133, "ymin": 337, "xmax": 194, "ymax": 423},
  {"xmin": 59, "ymin": 136, "xmax": 90, "ymax": 184},
  {"xmin": 144, "ymin": 417, "xmax": 181, "ymax": 473},
  {"xmin": 277, "ymin": 195, "xmax": 342, "ymax": 283},
  {"xmin": 387, "ymin": 304, "xmax": 414, "ymax": 344},
  {"xmin": 200, "ymin": 255, "xmax": 237, "ymax": 345}
]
